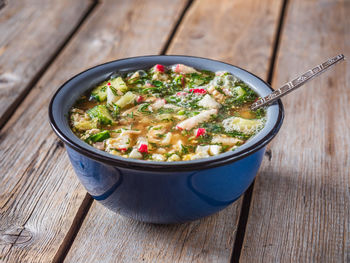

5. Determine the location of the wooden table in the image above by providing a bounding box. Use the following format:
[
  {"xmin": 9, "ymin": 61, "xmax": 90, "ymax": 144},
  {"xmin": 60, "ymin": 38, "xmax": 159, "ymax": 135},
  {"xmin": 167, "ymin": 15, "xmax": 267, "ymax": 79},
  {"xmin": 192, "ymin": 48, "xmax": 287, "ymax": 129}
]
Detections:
[{"xmin": 0, "ymin": 0, "xmax": 349, "ymax": 262}]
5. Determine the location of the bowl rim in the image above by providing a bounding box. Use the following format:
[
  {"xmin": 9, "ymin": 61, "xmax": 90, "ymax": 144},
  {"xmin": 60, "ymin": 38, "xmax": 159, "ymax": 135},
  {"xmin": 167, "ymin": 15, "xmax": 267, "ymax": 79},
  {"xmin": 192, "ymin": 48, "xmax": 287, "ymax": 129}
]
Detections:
[{"xmin": 49, "ymin": 55, "xmax": 284, "ymax": 171}]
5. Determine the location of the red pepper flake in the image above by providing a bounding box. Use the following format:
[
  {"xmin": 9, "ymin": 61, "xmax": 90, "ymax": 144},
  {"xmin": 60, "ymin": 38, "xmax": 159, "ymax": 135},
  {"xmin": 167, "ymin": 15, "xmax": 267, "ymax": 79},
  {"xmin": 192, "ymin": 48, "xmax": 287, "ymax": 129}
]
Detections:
[
  {"xmin": 138, "ymin": 144, "xmax": 148, "ymax": 153},
  {"xmin": 155, "ymin": 64, "xmax": 165, "ymax": 73},
  {"xmin": 176, "ymin": 125, "xmax": 183, "ymax": 131},
  {"xmin": 196, "ymin": 128, "xmax": 206, "ymax": 137},
  {"xmin": 137, "ymin": 96, "xmax": 144, "ymax": 103},
  {"xmin": 107, "ymin": 82, "xmax": 111, "ymax": 86},
  {"xmin": 189, "ymin": 88, "xmax": 207, "ymax": 94}
]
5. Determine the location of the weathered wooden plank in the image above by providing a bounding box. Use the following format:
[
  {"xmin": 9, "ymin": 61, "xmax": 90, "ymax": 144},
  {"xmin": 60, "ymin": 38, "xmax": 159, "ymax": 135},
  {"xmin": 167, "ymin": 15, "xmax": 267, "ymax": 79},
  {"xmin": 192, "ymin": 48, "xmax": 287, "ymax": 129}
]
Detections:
[
  {"xmin": 0, "ymin": 0, "xmax": 187, "ymax": 262},
  {"xmin": 65, "ymin": 0, "xmax": 284, "ymax": 262},
  {"xmin": 240, "ymin": 0, "xmax": 350, "ymax": 262},
  {"xmin": 0, "ymin": 0, "xmax": 94, "ymax": 128}
]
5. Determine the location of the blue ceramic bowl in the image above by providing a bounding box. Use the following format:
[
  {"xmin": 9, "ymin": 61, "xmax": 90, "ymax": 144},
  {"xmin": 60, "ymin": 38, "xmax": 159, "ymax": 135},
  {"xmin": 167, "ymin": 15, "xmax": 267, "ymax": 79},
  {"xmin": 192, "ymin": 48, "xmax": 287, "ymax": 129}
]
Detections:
[{"xmin": 49, "ymin": 55, "xmax": 284, "ymax": 224}]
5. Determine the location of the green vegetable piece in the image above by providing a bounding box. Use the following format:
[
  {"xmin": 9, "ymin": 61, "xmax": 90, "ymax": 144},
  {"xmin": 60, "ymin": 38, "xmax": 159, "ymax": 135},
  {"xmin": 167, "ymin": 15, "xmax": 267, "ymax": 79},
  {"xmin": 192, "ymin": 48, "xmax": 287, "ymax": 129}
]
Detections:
[
  {"xmin": 91, "ymin": 84, "xmax": 107, "ymax": 102},
  {"xmin": 87, "ymin": 105, "xmax": 113, "ymax": 125},
  {"xmin": 115, "ymin": 91, "xmax": 136, "ymax": 108},
  {"xmin": 87, "ymin": 130, "xmax": 110, "ymax": 142},
  {"xmin": 106, "ymin": 86, "xmax": 118, "ymax": 106},
  {"xmin": 109, "ymin": 77, "xmax": 128, "ymax": 93},
  {"xmin": 74, "ymin": 120, "xmax": 97, "ymax": 131},
  {"xmin": 233, "ymin": 86, "xmax": 246, "ymax": 99},
  {"xmin": 223, "ymin": 117, "xmax": 264, "ymax": 134},
  {"xmin": 111, "ymin": 103, "xmax": 120, "ymax": 118}
]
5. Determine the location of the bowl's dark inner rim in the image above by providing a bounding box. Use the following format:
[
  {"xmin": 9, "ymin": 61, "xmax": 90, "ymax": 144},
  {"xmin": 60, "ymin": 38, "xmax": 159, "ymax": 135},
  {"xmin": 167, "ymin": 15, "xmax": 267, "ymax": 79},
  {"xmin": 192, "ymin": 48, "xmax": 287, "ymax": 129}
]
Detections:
[{"xmin": 49, "ymin": 55, "xmax": 284, "ymax": 172}]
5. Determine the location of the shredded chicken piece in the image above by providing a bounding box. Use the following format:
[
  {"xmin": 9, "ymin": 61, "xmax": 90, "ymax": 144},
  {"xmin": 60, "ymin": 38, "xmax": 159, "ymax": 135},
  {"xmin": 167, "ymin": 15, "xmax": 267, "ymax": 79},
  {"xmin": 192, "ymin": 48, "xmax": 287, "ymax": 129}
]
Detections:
[
  {"xmin": 93, "ymin": 142, "xmax": 105, "ymax": 150},
  {"xmin": 173, "ymin": 64, "xmax": 199, "ymax": 74},
  {"xmin": 121, "ymin": 105, "xmax": 139, "ymax": 117},
  {"xmin": 151, "ymin": 99, "xmax": 166, "ymax": 110},
  {"xmin": 207, "ymin": 85, "xmax": 226, "ymax": 103},
  {"xmin": 211, "ymin": 135, "xmax": 242, "ymax": 146},
  {"xmin": 176, "ymin": 109, "xmax": 218, "ymax": 130},
  {"xmin": 198, "ymin": 94, "xmax": 221, "ymax": 109}
]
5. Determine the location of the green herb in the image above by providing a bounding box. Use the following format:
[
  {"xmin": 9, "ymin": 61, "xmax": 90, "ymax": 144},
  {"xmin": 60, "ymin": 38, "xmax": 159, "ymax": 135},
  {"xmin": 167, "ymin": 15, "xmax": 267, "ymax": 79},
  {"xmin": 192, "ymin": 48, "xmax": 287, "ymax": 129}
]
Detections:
[
  {"xmin": 149, "ymin": 142, "xmax": 158, "ymax": 148},
  {"xmin": 164, "ymin": 153, "xmax": 174, "ymax": 158},
  {"xmin": 226, "ymin": 130, "xmax": 251, "ymax": 140},
  {"xmin": 222, "ymin": 145, "xmax": 230, "ymax": 152},
  {"xmin": 152, "ymin": 80, "xmax": 163, "ymax": 87},
  {"xmin": 86, "ymin": 130, "xmax": 110, "ymax": 143},
  {"xmin": 127, "ymin": 112, "xmax": 134, "ymax": 119},
  {"xmin": 253, "ymin": 108, "xmax": 266, "ymax": 119},
  {"xmin": 224, "ymin": 82, "xmax": 258, "ymax": 106},
  {"xmin": 200, "ymin": 122, "xmax": 223, "ymax": 133},
  {"xmin": 138, "ymin": 103, "xmax": 151, "ymax": 114},
  {"xmin": 157, "ymin": 108, "xmax": 174, "ymax": 114},
  {"xmin": 198, "ymin": 133, "xmax": 213, "ymax": 144},
  {"xmin": 111, "ymin": 103, "xmax": 120, "ymax": 118},
  {"xmin": 181, "ymin": 144, "xmax": 189, "ymax": 154},
  {"xmin": 109, "ymin": 86, "xmax": 118, "ymax": 96}
]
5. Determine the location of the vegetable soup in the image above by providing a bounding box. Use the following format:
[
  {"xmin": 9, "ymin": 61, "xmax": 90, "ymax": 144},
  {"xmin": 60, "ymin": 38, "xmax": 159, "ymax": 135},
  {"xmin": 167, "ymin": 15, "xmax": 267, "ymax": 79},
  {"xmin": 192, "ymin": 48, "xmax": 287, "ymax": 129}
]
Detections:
[{"xmin": 69, "ymin": 64, "xmax": 266, "ymax": 161}]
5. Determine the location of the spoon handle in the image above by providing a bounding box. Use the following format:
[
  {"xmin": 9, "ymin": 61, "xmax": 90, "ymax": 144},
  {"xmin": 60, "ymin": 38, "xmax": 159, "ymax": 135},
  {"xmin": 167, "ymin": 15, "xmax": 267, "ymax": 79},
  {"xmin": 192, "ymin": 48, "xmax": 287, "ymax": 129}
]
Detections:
[{"xmin": 250, "ymin": 54, "xmax": 345, "ymax": 111}]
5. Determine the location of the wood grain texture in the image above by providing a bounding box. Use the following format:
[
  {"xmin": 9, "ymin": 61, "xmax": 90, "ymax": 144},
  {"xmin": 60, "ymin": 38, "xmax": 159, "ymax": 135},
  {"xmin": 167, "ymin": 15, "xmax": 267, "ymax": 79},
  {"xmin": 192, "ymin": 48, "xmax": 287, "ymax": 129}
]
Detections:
[
  {"xmin": 0, "ymin": 0, "xmax": 94, "ymax": 127},
  {"xmin": 240, "ymin": 0, "xmax": 350, "ymax": 262},
  {"xmin": 168, "ymin": 0, "xmax": 283, "ymax": 80},
  {"xmin": 0, "ymin": 0, "xmax": 187, "ymax": 262},
  {"xmin": 65, "ymin": 0, "xmax": 283, "ymax": 262}
]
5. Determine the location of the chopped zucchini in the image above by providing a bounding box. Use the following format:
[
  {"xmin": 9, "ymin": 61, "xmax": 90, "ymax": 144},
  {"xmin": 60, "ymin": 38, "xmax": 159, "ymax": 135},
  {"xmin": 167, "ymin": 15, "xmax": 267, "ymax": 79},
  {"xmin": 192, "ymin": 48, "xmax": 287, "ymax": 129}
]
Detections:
[
  {"xmin": 87, "ymin": 130, "xmax": 110, "ymax": 142},
  {"xmin": 74, "ymin": 120, "xmax": 97, "ymax": 131},
  {"xmin": 90, "ymin": 83, "xmax": 107, "ymax": 102},
  {"xmin": 111, "ymin": 103, "xmax": 121, "ymax": 118},
  {"xmin": 109, "ymin": 77, "xmax": 128, "ymax": 93},
  {"xmin": 115, "ymin": 91, "xmax": 136, "ymax": 108},
  {"xmin": 222, "ymin": 116, "xmax": 264, "ymax": 134},
  {"xmin": 107, "ymin": 86, "xmax": 119, "ymax": 106},
  {"xmin": 87, "ymin": 105, "xmax": 114, "ymax": 125},
  {"xmin": 233, "ymin": 86, "xmax": 246, "ymax": 99}
]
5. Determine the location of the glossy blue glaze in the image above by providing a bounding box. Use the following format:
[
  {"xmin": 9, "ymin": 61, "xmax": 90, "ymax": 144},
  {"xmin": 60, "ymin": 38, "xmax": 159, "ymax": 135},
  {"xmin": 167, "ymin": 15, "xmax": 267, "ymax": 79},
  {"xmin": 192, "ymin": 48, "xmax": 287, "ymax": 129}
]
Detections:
[
  {"xmin": 49, "ymin": 55, "xmax": 284, "ymax": 224},
  {"xmin": 66, "ymin": 145, "xmax": 265, "ymax": 223}
]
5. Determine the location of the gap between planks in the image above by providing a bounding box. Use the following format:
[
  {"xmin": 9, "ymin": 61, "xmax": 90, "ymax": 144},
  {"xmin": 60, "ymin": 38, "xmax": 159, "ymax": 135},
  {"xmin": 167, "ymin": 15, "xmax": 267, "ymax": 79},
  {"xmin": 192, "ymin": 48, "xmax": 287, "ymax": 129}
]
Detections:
[
  {"xmin": 230, "ymin": 0, "xmax": 290, "ymax": 261},
  {"xmin": 51, "ymin": 1, "xmax": 195, "ymax": 262},
  {"xmin": 0, "ymin": 0, "xmax": 98, "ymax": 130}
]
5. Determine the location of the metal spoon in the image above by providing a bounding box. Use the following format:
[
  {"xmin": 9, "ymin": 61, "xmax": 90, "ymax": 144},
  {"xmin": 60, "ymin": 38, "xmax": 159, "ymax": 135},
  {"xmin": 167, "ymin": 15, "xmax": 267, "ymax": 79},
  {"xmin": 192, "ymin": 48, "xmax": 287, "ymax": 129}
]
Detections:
[{"xmin": 250, "ymin": 54, "xmax": 345, "ymax": 111}]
